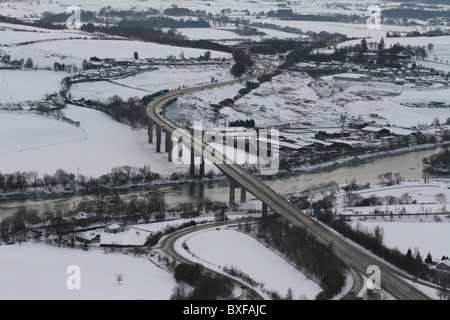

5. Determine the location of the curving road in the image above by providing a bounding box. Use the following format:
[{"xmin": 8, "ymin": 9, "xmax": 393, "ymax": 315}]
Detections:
[
  {"xmin": 146, "ymin": 60, "xmax": 432, "ymax": 300},
  {"xmin": 158, "ymin": 218, "xmax": 265, "ymax": 300}
]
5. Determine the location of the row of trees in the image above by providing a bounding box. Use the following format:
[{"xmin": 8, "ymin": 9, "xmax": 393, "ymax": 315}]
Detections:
[
  {"xmin": 80, "ymin": 24, "xmax": 232, "ymax": 55},
  {"xmin": 230, "ymin": 47, "xmax": 253, "ymax": 78},
  {"xmin": 0, "ymin": 165, "xmax": 161, "ymax": 192},
  {"xmin": 1, "ymin": 55, "xmax": 33, "ymax": 69},
  {"xmin": 377, "ymin": 172, "xmax": 403, "ymax": 186},
  {"xmin": 383, "ymin": 8, "xmax": 450, "ymax": 20},
  {"xmin": 282, "ymin": 131, "xmax": 441, "ymax": 173},
  {"xmin": 322, "ymin": 216, "xmax": 443, "ymax": 284},
  {"xmin": 80, "ymin": 95, "xmax": 149, "ymax": 128},
  {"xmin": 171, "ymin": 263, "xmax": 234, "ymax": 300},
  {"xmin": 267, "ymin": 9, "xmax": 367, "ymax": 24},
  {"xmin": 344, "ymin": 191, "xmax": 421, "ymax": 208},
  {"xmin": 423, "ymin": 149, "xmax": 450, "ymax": 174}
]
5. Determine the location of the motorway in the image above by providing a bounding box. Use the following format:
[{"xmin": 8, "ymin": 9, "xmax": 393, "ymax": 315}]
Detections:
[{"xmin": 146, "ymin": 60, "xmax": 432, "ymax": 300}]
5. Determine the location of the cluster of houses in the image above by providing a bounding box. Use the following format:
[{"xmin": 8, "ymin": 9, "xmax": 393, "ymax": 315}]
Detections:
[
  {"xmin": 71, "ymin": 59, "xmax": 158, "ymax": 83},
  {"xmin": 272, "ymin": 122, "xmax": 423, "ymax": 154},
  {"xmin": 332, "ymin": 67, "xmax": 449, "ymax": 87},
  {"xmin": 213, "ymin": 121, "xmax": 431, "ymax": 158},
  {"xmin": 74, "ymin": 223, "xmax": 126, "ymax": 245},
  {"xmin": 71, "ymin": 57, "xmax": 230, "ymax": 83},
  {"xmin": 436, "ymin": 258, "xmax": 450, "ymax": 275},
  {"xmin": 400, "ymin": 101, "xmax": 449, "ymax": 109},
  {"xmin": 294, "ymin": 55, "xmax": 449, "ymax": 88}
]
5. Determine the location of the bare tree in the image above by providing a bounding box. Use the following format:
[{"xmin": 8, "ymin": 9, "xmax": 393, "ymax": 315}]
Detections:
[
  {"xmin": 344, "ymin": 190, "xmax": 362, "ymax": 207},
  {"xmin": 115, "ymin": 273, "xmax": 124, "ymax": 284},
  {"xmin": 86, "ymin": 184, "xmax": 111, "ymax": 215},
  {"xmin": 170, "ymin": 282, "xmax": 190, "ymax": 300},
  {"xmin": 435, "ymin": 193, "xmax": 447, "ymax": 204},
  {"xmin": 373, "ymin": 225, "xmax": 384, "ymax": 246}
]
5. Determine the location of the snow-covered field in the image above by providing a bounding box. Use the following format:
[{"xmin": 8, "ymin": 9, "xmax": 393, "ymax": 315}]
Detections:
[
  {"xmin": 332, "ymin": 179, "xmax": 450, "ymax": 261},
  {"xmin": 0, "ymin": 111, "xmax": 86, "ymax": 154},
  {"xmin": 0, "ymin": 0, "xmax": 384, "ymax": 20},
  {"xmin": 0, "ymin": 70, "xmax": 65, "ymax": 103},
  {"xmin": 22, "ymin": 38, "xmax": 232, "ymax": 62},
  {"xmin": 175, "ymin": 27, "xmax": 301, "ymax": 42},
  {"xmin": 0, "ymin": 22, "xmax": 93, "ymax": 46},
  {"xmin": 351, "ymin": 219, "xmax": 449, "ymax": 260},
  {"xmin": 175, "ymin": 227, "xmax": 327, "ymax": 300},
  {"xmin": 0, "ymin": 105, "xmax": 191, "ymax": 177},
  {"xmin": 1, "ymin": 0, "xmax": 449, "ymax": 301},
  {"xmin": 0, "ymin": 213, "xmax": 330, "ymax": 300},
  {"xmin": 339, "ymin": 35, "xmax": 450, "ymax": 65},
  {"xmin": 1, "ymin": 38, "xmax": 232, "ymax": 70},
  {"xmin": 0, "ymin": 242, "xmax": 176, "ymax": 300}
]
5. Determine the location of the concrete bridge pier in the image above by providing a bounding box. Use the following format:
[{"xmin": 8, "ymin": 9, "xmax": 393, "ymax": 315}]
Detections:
[
  {"xmin": 229, "ymin": 181, "xmax": 236, "ymax": 204},
  {"xmin": 156, "ymin": 124, "xmax": 162, "ymax": 153},
  {"xmin": 240, "ymin": 187, "xmax": 247, "ymax": 203},
  {"xmin": 190, "ymin": 136, "xmax": 195, "ymax": 176},
  {"xmin": 148, "ymin": 119, "xmax": 153, "ymax": 143},
  {"xmin": 229, "ymin": 182, "xmax": 247, "ymax": 204},
  {"xmin": 262, "ymin": 203, "xmax": 268, "ymax": 217},
  {"xmin": 199, "ymin": 155, "xmax": 205, "ymax": 176}
]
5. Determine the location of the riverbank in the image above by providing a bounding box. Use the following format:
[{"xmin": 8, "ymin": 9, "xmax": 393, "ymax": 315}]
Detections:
[
  {"xmin": 1, "ymin": 141, "xmax": 449, "ymax": 203},
  {"xmin": 278, "ymin": 142, "xmax": 450, "ymax": 176}
]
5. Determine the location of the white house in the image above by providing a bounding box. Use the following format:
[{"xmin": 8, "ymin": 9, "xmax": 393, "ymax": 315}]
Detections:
[
  {"xmin": 104, "ymin": 223, "xmax": 125, "ymax": 234},
  {"xmin": 436, "ymin": 260, "xmax": 450, "ymax": 273}
]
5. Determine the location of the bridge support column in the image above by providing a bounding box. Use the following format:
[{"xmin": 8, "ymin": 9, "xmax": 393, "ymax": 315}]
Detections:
[
  {"xmin": 199, "ymin": 155, "xmax": 205, "ymax": 177},
  {"xmin": 166, "ymin": 131, "xmax": 172, "ymax": 161},
  {"xmin": 165, "ymin": 130, "xmax": 172, "ymax": 156},
  {"xmin": 156, "ymin": 124, "xmax": 161, "ymax": 153},
  {"xmin": 240, "ymin": 187, "xmax": 246, "ymax": 203},
  {"xmin": 262, "ymin": 203, "xmax": 268, "ymax": 218},
  {"xmin": 190, "ymin": 139, "xmax": 195, "ymax": 176},
  {"xmin": 148, "ymin": 119, "xmax": 153, "ymax": 143},
  {"xmin": 229, "ymin": 181, "xmax": 236, "ymax": 204}
]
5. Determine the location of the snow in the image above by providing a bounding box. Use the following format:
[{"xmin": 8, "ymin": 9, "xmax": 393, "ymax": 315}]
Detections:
[
  {"xmin": 351, "ymin": 220, "xmax": 449, "ymax": 260},
  {"xmin": 390, "ymin": 87, "xmax": 450, "ymax": 105},
  {"xmin": 0, "ymin": 213, "xmax": 330, "ymax": 300},
  {"xmin": 0, "ymin": 70, "xmax": 66, "ymax": 103},
  {"xmin": 0, "ymin": 111, "xmax": 86, "ymax": 154},
  {"xmin": 331, "ymin": 179, "xmax": 450, "ymax": 261},
  {"xmin": 0, "ymin": 242, "xmax": 176, "ymax": 300},
  {"xmin": 21, "ymin": 39, "xmax": 232, "ymax": 61},
  {"xmin": 1, "ymin": 0, "xmax": 449, "ymax": 301},
  {"xmin": 70, "ymin": 65, "xmax": 233, "ymax": 102},
  {"xmin": 0, "ymin": 23, "xmax": 92, "ymax": 46},
  {"xmin": 175, "ymin": 227, "xmax": 324, "ymax": 300},
  {"xmin": 175, "ymin": 27, "xmax": 300, "ymax": 42},
  {"xmin": 169, "ymin": 70, "xmax": 450, "ymax": 130},
  {"xmin": 0, "ymin": 105, "xmax": 192, "ymax": 177}
]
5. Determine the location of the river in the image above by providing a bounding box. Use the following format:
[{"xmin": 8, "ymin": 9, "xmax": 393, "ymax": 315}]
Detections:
[{"xmin": 0, "ymin": 146, "xmax": 445, "ymax": 219}]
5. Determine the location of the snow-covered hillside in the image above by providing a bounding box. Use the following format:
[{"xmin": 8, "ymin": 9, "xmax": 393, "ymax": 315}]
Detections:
[
  {"xmin": 0, "ymin": 105, "xmax": 191, "ymax": 177},
  {"xmin": 167, "ymin": 70, "xmax": 450, "ymax": 129}
]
